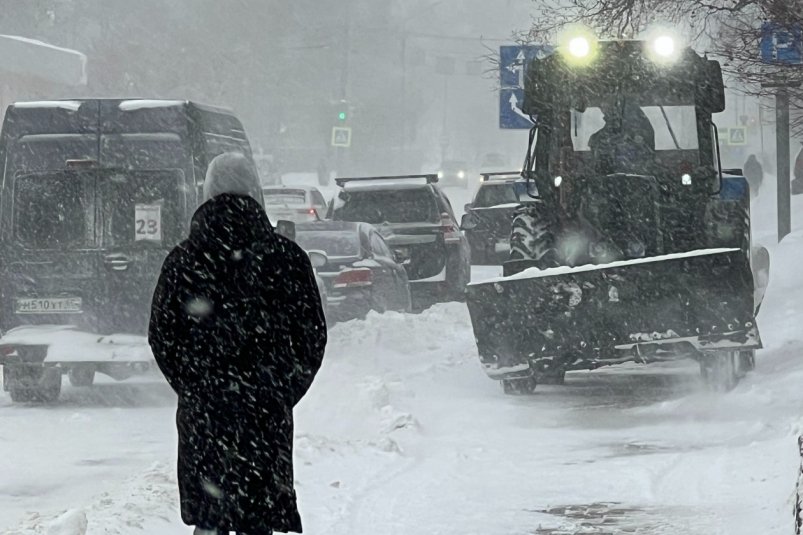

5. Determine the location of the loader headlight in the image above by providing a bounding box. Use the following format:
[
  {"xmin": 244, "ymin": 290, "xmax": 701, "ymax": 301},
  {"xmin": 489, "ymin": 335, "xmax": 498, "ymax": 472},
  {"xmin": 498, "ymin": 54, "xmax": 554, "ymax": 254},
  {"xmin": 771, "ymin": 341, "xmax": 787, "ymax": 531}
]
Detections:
[
  {"xmin": 645, "ymin": 29, "xmax": 682, "ymax": 64},
  {"xmin": 681, "ymin": 173, "xmax": 692, "ymax": 186},
  {"xmin": 559, "ymin": 26, "xmax": 597, "ymax": 65},
  {"xmin": 568, "ymin": 37, "xmax": 591, "ymax": 59},
  {"xmin": 437, "ymin": 171, "xmax": 444, "ymax": 179},
  {"xmin": 653, "ymin": 36, "xmax": 675, "ymax": 58},
  {"xmin": 458, "ymin": 170, "xmax": 466, "ymax": 179}
]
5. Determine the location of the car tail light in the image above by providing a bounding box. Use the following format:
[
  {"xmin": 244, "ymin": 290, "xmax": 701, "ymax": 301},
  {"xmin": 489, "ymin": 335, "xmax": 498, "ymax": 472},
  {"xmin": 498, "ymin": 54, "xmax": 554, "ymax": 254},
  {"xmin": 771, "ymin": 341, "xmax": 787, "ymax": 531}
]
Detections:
[
  {"xmin": 297, "ymin": 208, "xmax": 319, "ymax": 219},
  {"xmin": 333, "ymin": 268, "xmax": 373, "ymax": 288},
  {"xmin": 441, "ymin": 212, "xmax": 461, "ymax": 243}
]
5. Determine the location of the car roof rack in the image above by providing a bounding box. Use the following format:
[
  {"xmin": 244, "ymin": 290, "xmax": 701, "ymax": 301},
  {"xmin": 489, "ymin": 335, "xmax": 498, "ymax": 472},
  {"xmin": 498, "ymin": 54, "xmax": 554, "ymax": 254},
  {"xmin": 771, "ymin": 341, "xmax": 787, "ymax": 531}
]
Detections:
[
  {"xmin": 335, "ymin": 174, "xmax": 439, "ymax": 187},
  {"xmin": 480, "ymin": 171, "xmax": 523, "ymax": 182}
]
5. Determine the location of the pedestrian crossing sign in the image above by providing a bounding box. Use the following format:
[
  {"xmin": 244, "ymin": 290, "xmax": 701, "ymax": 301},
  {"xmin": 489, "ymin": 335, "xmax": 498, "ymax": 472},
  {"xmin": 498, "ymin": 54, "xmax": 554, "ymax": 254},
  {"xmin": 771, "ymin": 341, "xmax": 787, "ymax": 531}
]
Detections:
[
  {"xmin": 331, "ymin": 126, "xmax": 352, "ymax": 148},
  {"xmin": 728, "ymin": 127, "xmax": 747, "ymax": 146}
]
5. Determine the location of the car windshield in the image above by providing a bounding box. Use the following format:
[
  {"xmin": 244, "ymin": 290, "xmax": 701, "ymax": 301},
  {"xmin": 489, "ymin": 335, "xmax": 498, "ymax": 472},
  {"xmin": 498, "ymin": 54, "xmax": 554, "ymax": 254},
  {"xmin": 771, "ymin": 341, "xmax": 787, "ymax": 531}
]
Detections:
[
  {"xmin": 263, "ymin": 189, "xmax": 307, "ymax": 205},
  {"xmin": 13, "ymin": 171, "xmax": 96, "ymax": 249},
  {"xmin": 333, "ymin": 188, "xmax": 439, "ymax": 224},
  {"xmin": 296, "ymin": 230, "xmax": 361, "ymax": 258},
  {"xmin": 474, "ymin": 184, "xmax": 519, "ymax": 207}
]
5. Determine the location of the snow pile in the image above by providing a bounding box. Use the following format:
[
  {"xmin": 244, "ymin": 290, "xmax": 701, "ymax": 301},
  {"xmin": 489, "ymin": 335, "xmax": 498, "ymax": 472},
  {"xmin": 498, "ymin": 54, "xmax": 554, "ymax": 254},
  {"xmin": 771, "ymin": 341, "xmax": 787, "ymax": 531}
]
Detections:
[{"xmin": 46, "ymin": 510, "xmax": 86, "ymax": 535}]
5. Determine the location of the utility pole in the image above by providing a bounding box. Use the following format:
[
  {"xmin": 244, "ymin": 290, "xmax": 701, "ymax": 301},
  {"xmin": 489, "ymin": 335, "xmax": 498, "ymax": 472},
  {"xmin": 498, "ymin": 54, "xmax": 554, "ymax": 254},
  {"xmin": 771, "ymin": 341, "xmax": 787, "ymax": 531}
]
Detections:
[{"xmin": 776, "ymin": 86, "xmax": 791, "ymax": 241}]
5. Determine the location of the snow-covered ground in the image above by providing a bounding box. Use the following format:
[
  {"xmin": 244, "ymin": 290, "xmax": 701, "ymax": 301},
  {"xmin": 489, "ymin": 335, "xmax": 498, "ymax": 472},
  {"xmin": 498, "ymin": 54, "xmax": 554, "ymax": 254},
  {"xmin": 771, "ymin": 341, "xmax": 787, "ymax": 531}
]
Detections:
[{"xmin": 2, "ymin": 198, "xmax": 803, "ymax": 534}]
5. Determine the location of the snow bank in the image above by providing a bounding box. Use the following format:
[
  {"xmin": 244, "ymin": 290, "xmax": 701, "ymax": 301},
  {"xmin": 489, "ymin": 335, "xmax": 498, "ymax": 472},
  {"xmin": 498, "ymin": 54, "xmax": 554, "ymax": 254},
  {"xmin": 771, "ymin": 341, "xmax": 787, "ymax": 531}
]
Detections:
[{"xmin": 46, "ymin": 510, "xmax": 87, "ymax": 535}]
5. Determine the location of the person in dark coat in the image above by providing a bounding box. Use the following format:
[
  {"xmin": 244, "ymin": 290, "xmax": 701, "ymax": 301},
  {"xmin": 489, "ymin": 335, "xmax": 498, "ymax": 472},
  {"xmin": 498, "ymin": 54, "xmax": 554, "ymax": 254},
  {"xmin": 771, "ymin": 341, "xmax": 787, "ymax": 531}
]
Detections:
[
  {"xmin": 743, "ymin": 154, "xmax": 763, "ymax": 196},
  {"xmin": 149, "ymin": 152, "xmax": 327, "ymax": 535}
]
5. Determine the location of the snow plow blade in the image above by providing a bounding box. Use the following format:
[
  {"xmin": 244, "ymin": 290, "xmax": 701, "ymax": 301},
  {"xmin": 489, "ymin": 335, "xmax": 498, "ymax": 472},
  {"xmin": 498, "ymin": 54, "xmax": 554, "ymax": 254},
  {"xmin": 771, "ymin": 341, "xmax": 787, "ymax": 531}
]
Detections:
[{"xmin": 466, "ymin": 249, "xmax": 761, "ymax": 380}]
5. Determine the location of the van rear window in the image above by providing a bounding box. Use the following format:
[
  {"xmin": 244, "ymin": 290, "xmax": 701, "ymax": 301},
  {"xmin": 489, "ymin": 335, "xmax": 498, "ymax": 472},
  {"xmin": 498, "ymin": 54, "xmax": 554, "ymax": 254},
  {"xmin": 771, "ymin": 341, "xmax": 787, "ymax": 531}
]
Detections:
[{"xmin": 14, "ymin": 172, "xmax": 96, "ymax": 249}]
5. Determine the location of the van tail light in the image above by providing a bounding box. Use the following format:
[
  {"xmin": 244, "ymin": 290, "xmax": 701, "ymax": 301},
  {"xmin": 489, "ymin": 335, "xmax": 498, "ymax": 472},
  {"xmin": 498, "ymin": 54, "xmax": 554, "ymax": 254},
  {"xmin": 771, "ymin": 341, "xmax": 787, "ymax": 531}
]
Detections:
[
  {"xmin": 333, "ymin": 268, "xmax": 373, "ymax": 289},
  {"xmin": 441, "ymin": 212, "xmax": 461, "ymax": 243}
]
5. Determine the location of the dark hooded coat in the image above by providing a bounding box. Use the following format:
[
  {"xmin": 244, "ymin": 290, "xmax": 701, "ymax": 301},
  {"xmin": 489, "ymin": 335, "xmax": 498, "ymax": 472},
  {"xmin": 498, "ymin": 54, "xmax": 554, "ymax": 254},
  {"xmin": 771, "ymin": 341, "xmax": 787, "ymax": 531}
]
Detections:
[{"xmin": 149, "ymin": 170, "xmax": 326, "ymax": 532}]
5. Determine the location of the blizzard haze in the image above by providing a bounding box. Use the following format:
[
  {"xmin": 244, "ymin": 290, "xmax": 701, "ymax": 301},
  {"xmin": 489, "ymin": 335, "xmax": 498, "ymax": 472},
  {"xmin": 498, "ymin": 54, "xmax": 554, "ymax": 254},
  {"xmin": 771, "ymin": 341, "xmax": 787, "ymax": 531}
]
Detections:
[{"xmin": 0, "ymin": 2, "xmax": 800, "ymax": 535}]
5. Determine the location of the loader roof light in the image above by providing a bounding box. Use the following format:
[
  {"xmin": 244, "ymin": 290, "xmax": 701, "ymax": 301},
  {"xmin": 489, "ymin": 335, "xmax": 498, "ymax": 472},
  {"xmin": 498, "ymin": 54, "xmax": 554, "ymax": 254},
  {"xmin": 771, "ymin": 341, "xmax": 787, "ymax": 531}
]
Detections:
[
  {"xmin": 681, "ymin": 173, "xmax": 692, "ymax": 186},
  {"xmin": 645, "ymin": 28, "xmax": 682, "ymax": 64},
  {"xmin": 558, "ymin": 26, "xmax": 598, "ymax": 66},
  {"xmin": 653, "ymin": 35, "xmax": 676, "ymax": 58},
  {"xmin": 568, "ymin": 37, "xmax": 591, "ymax": 58}
]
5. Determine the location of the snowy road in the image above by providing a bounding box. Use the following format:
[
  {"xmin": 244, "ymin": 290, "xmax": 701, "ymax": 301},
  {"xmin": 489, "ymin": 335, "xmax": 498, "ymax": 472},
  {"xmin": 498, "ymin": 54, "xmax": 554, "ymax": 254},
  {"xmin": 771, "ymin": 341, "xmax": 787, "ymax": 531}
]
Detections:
[{"xmin": 1, "ymin": 240, "xmax": 802, "ymax": 534}]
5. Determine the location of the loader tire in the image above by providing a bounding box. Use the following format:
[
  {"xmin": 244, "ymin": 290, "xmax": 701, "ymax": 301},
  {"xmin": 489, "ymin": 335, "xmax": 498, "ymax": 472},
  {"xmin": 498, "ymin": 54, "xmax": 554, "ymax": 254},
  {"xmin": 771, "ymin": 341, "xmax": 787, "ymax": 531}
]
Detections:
[
  {"xmin": 700, "ymin": 350, "xmax": 740, "ymax": 392},
  {"xmin": 510, "ymin": 212, "xmax": 557, "ymax": 265},
  {"xmin": 538, "ymin": 370, "xmax": 566, "ymax": 386},
  {"xmin": 501, "ymin": 376, "xmax": 537, "ymax": 395}
]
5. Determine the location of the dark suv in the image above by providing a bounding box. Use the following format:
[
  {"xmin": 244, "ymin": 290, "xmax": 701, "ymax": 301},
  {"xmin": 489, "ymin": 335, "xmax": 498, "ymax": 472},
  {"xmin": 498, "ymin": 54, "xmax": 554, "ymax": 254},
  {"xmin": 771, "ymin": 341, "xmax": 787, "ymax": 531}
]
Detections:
[
  {"xmin": 462, "ymin": 172, "xmax": 533, "ymax": 265},
  {"xmin": 327, "ymin": 174, "xmax": 470, "ymax": 307}
]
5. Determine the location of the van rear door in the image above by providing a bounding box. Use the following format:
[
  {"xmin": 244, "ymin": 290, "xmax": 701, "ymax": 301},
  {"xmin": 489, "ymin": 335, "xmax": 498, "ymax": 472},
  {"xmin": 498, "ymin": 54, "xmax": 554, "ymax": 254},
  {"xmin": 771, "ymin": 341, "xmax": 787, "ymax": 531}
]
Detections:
[
  {"xmin": 2, "ymin": 169, "xmax": 104, "ymax": 332},
  {"xmin": 100, "ymin": 169, "xmax": 186, "ymax": 335}
]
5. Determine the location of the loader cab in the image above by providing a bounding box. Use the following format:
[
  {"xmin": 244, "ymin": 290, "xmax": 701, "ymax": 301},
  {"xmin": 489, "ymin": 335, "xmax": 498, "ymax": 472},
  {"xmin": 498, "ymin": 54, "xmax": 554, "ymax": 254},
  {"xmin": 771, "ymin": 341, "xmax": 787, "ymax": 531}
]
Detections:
[
  {"xmin": 0, "ymin": 99, "xmax": 256, "ymax": 337},
  {"xmin": 521, "ymin": 39, "xmax": 725, "ymax": 198},
  {"xmin": 519, "ymin": 39, "xmax": 729, "ymax": 254}
]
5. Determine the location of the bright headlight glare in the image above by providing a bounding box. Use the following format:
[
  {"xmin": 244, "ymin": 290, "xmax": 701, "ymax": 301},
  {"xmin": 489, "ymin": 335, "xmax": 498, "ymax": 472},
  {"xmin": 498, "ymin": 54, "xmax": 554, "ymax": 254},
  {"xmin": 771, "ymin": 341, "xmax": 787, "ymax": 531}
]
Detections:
[
  {"xmin": 644, "ymin": 28, "xmax": 682, "ymax": 63},
  {"xmin": 681, "ymin": 173, "xmax": 692, "ymax": 186},
  {"xmin": 568, "ymin": 37, "xmax": 590, "ymax": 58},
  {"xmin": 653, "ymin": 35, "xmax": 675, "ymax": 58},
  {"xmin": 437, "ymin": 171, "xmax": 444, "ymax": 179},
  {"xmin": 554, "ymin": 175, "xmax": 563, "ymax": 187},
  {"xmin": 558, "ymin": 26, "xmax": 597, "ymax": 65},
  {"xmin": 458, "ymin": 170, "xmax": 466, "ymax": 179}
]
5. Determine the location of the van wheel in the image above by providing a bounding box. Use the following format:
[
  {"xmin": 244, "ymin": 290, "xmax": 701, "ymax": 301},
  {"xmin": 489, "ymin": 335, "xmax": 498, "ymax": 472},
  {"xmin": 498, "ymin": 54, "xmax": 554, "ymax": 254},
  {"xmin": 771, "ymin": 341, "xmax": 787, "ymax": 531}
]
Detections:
[
  {"xmin": 6, "ymin": 365, "xmax": 62, "ymax": 403},
  {"xmin": 68, "ymin": 366, "xmax": 96, "ymax": 387}
]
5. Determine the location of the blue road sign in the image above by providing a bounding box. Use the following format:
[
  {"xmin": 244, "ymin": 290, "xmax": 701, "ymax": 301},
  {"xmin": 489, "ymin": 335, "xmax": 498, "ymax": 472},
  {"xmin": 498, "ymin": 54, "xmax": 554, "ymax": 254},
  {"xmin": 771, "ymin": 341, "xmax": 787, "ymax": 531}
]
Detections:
[
  {"xmin": 761, "ymin": 22, "xmax": 803, "ymax": 64},
  {"xmin": 500, "ymin": 88, "xmax": 534, "ymax": 129},
  {"xmin": 499, "ymin": 45, "xmax": 553, "ymax": 129}
]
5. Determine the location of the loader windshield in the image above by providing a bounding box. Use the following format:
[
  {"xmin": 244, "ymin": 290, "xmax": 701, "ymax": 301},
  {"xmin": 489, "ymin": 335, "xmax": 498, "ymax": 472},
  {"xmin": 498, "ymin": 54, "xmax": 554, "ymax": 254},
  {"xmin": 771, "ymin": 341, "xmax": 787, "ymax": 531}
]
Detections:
[{"xmin": 572, "ymin": 105, "xmax": 698, "ymax": 152}]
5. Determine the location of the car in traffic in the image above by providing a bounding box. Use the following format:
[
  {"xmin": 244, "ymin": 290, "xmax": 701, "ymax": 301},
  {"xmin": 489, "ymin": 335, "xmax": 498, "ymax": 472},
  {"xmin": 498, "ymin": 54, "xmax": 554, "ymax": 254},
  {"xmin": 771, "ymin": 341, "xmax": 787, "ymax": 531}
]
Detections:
[
  {"xmin": 461, "ymin": 172, "xmax": 534, "ymax": 264},
  {"xmin": 327, "ymin": 174, "xmax": 471, "ymax": 308},
  {"xmin": 437, "ymin": 160, "xmax": 470, "ymax": 188},
  {"xmin": 296, "ymin": 221, "xmax": 411, "ymax": 322},
  {"xmin": 262, "ymin": 185, "xmax": 327, "ymax": 224}
]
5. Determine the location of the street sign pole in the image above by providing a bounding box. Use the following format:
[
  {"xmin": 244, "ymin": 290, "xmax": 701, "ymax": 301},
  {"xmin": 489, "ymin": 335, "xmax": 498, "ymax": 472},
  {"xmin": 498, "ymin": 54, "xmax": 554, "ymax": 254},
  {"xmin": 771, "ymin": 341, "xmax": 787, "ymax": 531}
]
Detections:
[
  {"xmin": 776, "ymin": 86, "xmax": 791, "ymax": 241},
  {"xmin": 760, "ymin": 23, "xmax": 802, "ymax": 241}
]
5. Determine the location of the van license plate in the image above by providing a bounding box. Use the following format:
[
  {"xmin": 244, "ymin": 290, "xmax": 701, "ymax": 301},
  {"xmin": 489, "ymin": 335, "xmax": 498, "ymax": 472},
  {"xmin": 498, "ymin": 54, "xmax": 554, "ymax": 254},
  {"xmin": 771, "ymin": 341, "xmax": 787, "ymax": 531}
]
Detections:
[{"xmin": 15, "ymin": 297, "xmax": 82, "ymax": 314}]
